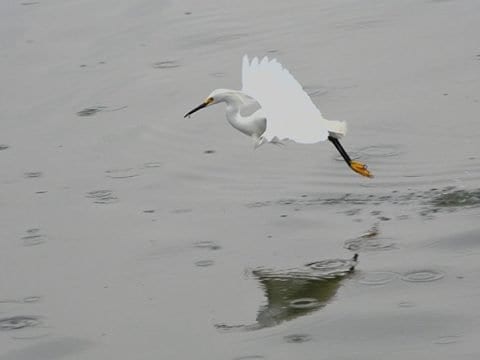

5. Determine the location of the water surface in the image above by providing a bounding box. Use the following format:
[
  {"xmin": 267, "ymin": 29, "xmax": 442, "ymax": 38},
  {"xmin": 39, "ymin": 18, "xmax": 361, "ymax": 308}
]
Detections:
[{"xmin": 1, "ymin": 0, "xmax": 480, "ymax": 359}]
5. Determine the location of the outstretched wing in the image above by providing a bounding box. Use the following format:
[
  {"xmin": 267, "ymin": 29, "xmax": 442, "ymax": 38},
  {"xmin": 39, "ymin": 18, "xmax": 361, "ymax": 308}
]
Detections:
[{"xmin": 242, "ymin": 55, "xmax": 329, "ymax": 144}]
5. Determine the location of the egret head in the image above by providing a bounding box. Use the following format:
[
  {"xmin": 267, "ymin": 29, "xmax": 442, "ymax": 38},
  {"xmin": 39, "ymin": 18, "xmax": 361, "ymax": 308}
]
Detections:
[{"xmin": 184, "ymin": 89, "xmax": 234, "ymax": 118}]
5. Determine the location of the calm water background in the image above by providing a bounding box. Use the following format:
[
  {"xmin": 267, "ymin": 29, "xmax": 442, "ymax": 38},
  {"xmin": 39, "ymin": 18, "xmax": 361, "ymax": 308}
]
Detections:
[{"xmin": 1, "ymin": 0, "xmax": 480, "ymax": 359}]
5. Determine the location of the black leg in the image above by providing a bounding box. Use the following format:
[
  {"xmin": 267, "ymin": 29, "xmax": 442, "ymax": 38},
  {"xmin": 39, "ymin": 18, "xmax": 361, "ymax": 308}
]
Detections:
[
  {"xmin": 328, "ymin": 136, "xmax": 373, "ymax": 178},
  {"xmin": 328, "ymin": 136, "xmax": 351, "ymax": 165}
]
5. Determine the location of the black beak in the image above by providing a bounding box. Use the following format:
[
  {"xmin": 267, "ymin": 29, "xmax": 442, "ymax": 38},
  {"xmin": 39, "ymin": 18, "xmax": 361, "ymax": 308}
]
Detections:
[{"xmin": 184, "ymin": 102, "xmax": 208, "ymax": 118}]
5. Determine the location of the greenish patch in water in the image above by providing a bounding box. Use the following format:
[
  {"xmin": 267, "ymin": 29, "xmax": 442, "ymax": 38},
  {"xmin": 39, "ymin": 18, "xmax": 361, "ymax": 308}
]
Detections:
[
  {"xmin": 247, "ymin": 187, "xmax": 480, "ymax": 219},
  {"xmin": 430, "ymin": 189, "xmax": 480, "ymax": 208}
]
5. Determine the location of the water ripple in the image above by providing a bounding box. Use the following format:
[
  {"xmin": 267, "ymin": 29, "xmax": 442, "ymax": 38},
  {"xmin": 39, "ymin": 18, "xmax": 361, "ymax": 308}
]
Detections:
[
  {"xmin": 194, "ymin": 259, "xmax": 214, "ymax": 267},
  {"xmin": 143, "ymin": 162, "xmax": 163, "ymax": 168},
  {"xmin": 105, "ymin": 168, "xmax": 139, "ymax": 179},
  {"xmin": 430, "ymin": 189, "xmax": 480, "ymax": 208},
  {"xmin": 76, "ymin": 106, "xmax": 106, "ymax": 117},
  {"xmin": 216, "ymin": 255, "xmax": 357, "ymax": 331},
  {"xmin": 284, "ymin": 333, "xmax": 312, "ymax": 343},
  {"xmin": 193, "ymin": 241, "xmax": 221, "ymax": 250},
  {"xmin": 434, "ymin": 335, "xmax": 461, "ymax": 345},
  {"xmin": 209, "ymin": 72, "xmax": 226, "ymax": 78},
  {"xmin": 77, "ymin": 105, "xmax": 127, "ymax": 117},
  {"xmin": 358, "ymin": 271, "xmax": 398, "ymax": 285},
  {"xmin": 0, "ymin": 296, "xmax": 41, "ymax": 304},
  {"xmin": 306, "ymin": 257, "xmax": 357, "ymax": 275},
  {"xmin": 0, "ymin": 316, "xmax": 41, "ymax": 331},
  {"xmin": 152, "ymin": 60, "xmax": 180, "ymax": 69},
  {"xmin": 24, "ymin": 171, "xmax": 43, "ymax": 179},
  {"xmin": 246, "ymin": 186, "xmax": 480, "ymax": 218},
  {"xmin": 86, "ymin": 190, "xmax": 118, "ymax": 204},
  {"xmin": 401, "ymin": 270, "xmax": 445, "ymax": 283},
  {"xmin": 22, "ymin": 296, "xmax": 42, "ymax": 303},
  {"xmin": 344, "ymin": 224, "xmax": 396, "ymax": 252},
  {"xmin": 334, "ymin": 144, "xmax": 403, "ymax": 164},
  {"xmin": 21, "ymin": 228, "xmax": 46, "ymax": 247},
  {"xmin": 288, "ymin": 298, "xmax": 321, "ymax": 310},
  {"xmin": 255, "ymin": 255, "xmax": 357, "ymax": 281}
]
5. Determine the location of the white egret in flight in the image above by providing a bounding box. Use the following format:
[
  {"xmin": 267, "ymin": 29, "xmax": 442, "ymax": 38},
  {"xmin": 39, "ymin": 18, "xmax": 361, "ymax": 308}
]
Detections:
[{"xmin": 184, "ymin": 55, "xmax": 372, "ymax": 178}]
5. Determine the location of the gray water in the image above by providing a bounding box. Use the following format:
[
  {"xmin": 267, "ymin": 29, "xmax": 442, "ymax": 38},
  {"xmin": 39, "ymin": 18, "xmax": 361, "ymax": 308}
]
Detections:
[{"xmin": 1, "ymin": 0, "xmax": 480, "ymax": 359}]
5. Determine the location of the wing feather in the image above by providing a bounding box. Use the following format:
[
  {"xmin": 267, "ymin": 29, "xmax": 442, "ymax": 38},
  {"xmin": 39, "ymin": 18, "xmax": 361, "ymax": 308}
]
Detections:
[{"xmin": 242, "ymin": 55, "xmax": 329, "ymax": 144}]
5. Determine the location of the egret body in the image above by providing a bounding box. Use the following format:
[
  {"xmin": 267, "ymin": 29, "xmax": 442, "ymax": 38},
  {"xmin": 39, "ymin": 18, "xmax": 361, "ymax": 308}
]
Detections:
[{"xmin": 184, "ymin": 55, "xmax": 372, "ymax": 178}]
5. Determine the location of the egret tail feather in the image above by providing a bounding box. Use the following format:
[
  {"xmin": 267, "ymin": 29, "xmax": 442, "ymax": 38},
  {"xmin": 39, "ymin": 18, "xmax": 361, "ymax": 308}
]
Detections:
[{"xmin": 327, "ymin": 120, "xmax": 347, "ymax": 138}]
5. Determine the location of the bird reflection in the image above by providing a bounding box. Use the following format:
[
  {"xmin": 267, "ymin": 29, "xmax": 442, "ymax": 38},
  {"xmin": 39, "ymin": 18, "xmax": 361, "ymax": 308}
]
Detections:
[{"xmin": 216, "ymin": 254, "xmax": 357, "ymax": 331}]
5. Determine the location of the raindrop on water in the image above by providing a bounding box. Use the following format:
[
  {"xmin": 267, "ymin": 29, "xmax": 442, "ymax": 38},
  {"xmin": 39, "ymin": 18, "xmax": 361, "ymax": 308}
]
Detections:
[
  {"xmin": 24, "ymin": 171, "xmax": 43, "ymax": 178},
  {"xmin": 105, "ymin": 168, "xmax": 139, "ymax": 179},
  {"xmin": 401, "ymin": 270, "xmax": 445, "ymax": 283},
  {"xmin": 195, "ymin": 260, "xmax": 214, "ymax": 267},
  {"xmin": 152, "ymin": 60, "xmax": 180, "ymax": 69},
  {"xmin": 86, "ymin": 190, "xmax": 118, "ymax": 204},
  {"xmin": 398, "ymin": 301, "xmax": 415, "ymax": 308},
  {"xmin": 21, "ymin": 228, "xmax": 46, "ymax": 246},
  {"xmin": 143, "ymin": 162, "xmax": 163, "ymax": 168},
  {"xmin": 434, "ymin": 335, "xmax": 460, "ymax": 345},
  {"xmin": 76, "ymin": 106, "xmax": 106, "ymax": 117},
  {"xmin": 284, "ymin": 333, "xmax": 312, "ymax": 343},
  {"xmin": 193, "ymin": 241, "xmax": 221, "ymax": 250},
  {"xmin": 307, "ymin": 259, "xmax": 354, "ymax": 272},
  {"xmin": 23, "ymin": 296, "xmax": 42, "ymax": 303},
  {"xmin": 288, "ymin": 298, "xmax": 320, "ymax": 310},
  {"xmin": 358, "ymin": 271, "xmax": 398, "ymax": 285}
]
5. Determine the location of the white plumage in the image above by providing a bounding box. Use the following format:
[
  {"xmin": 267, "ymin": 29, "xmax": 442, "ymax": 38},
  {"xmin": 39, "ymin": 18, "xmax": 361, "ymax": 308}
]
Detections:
[
  {"xmin": 242, "ymin": 55, "xmax": 336, "ymax": 144},
  {"xmin": 184, "ymin": 55, "xmax": 372, "ymax": 178}
]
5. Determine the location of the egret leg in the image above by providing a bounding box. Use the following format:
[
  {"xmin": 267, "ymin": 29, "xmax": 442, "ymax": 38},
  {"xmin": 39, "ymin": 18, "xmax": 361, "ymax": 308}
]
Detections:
[{"xmin": 328, "ymin": 136, "xmax": 373, "ymax": 178}]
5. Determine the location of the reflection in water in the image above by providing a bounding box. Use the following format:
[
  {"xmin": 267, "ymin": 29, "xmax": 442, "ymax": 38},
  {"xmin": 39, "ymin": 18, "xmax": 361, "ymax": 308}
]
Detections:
[
  {"xmin": 217, "ymin": 255, "xmax": 357, "ymax": 331},
  {"xmin": 346, "ymin": 144, "xmax": 404, "ymax": 160},
  {"xmin": 253, "ymin": 274, "xmax": 343, "ymax": 329},
  {"xmin": 344, "ymin": 224, "xmax": 396, "ymax": 252}
]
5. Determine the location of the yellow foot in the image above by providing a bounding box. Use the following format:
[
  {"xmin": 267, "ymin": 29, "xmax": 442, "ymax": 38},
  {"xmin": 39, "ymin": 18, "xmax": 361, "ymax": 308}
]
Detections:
[{"xmin": 349, "ymin": 160, "xmax": 373, "ymax": 178}]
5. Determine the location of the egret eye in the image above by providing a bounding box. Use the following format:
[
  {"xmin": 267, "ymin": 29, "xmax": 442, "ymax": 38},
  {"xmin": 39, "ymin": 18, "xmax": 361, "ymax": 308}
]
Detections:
[{"xmin": 206, "ymin": 97, "xmax": 214, "ymax": 104}]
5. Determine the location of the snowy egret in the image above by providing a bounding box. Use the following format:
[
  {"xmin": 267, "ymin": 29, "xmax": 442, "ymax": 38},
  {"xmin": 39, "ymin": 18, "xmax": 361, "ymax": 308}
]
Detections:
[{"xmin": 184, "ymin": 55, "xmax": 372, "ymax": 178}]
